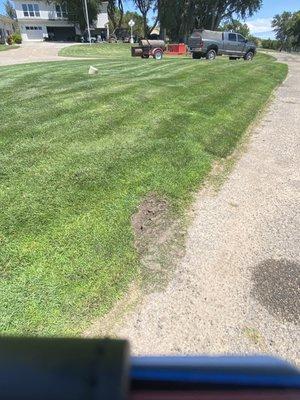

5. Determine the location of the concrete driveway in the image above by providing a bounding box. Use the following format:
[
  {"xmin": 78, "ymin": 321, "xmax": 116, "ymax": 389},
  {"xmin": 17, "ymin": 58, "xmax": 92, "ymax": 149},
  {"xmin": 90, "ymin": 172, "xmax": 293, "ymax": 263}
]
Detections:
[{"xmin": 0, "ymin": 41, "xmax": 79, "ymax": 66}]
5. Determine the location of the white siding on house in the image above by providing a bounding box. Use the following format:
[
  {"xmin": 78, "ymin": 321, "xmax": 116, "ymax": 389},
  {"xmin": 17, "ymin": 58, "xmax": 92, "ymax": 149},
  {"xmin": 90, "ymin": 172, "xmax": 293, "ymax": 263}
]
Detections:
[
  {"xmin": 96, "ymin": 2, "xmax": 109, "ymax": 29},
  {"xmin": 14, "ymin": 0, "xmax": 75, "ymax": 41},
  {"xmin": 14, "ymin": 0, "xmax": 109, "ymax": 41},
  {"xmin": 21, "ymin": 24, "xmax": 44, "ymax": 40},
  {"xmin": 14, "ymin": 1, "xmax": 71, "ymax": 21}
]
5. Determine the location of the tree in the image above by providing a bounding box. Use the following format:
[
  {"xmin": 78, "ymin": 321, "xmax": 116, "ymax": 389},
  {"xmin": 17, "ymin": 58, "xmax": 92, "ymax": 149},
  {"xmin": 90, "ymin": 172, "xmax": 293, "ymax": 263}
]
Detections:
[
  {"xmin": 133, "ymin": 0, "xmax": 158, "ymax": 38},
  {"xmin": 272, "ymin": 11, "xmax": 294, "ymax": 51},
  {"xmin": 158, "ymin": 0, "xmax": 195, "ymax": 42},
  {"xmin": 108, "ymin": 0, "xmax": 124, "ymax": 33},
  {"xmin": 122, "ymin": 11, "xmax": 145, "ymax": 37},
  {"xmin": 108, "ymin": 10, "xmax": 144, "ymax": 37},
  {"xmin": 289, "ymin": 11, "xmax": 300, "ymax": 48},
  {"xmin": 158, "ymin": 0, "xmax": 262, "ymax": 42},
  {"xmin": 53, "ymin": 0, "xmax": 101, "ymax": 31},
  {"xmin": 260, "ymin": 38, "xmax": 281, "ymax": 50},
  {"xmin": 194, "ymin": 0, "xmax": 262, "ymax": 31},
  {"xmin": 5, "ymin": 0, "xmax": 16, "ymax": 20},
  {"xmin": 247, "ymin": 34, "xmax": 260, "ymax": 46},
  {"xmin": 220, "ymin": 19, "xmax": 250, "ymax": 37}
]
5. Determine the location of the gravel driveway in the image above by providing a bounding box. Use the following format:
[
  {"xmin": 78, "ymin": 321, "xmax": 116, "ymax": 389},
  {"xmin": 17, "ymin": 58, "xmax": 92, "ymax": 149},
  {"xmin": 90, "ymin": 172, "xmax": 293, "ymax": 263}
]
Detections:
[
  {"xmin": 116, "ymin": 52, "xmax": 300, "ymax": 366},
  {"xmin": 0, "ymin": 41, "xmax": 79, "ymax": 66}
]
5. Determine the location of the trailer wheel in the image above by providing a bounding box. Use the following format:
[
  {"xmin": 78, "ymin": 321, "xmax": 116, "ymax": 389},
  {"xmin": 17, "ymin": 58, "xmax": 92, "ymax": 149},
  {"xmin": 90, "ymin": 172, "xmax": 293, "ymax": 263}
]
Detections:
[{"xmin": 153, "ymin": 49, "xmax": 163, "ymax": 60}]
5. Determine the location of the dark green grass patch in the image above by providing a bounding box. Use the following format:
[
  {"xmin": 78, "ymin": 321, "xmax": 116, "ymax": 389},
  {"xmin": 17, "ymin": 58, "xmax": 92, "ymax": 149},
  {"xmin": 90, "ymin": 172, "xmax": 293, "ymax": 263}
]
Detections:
[{"xmin": 0, "ymin": 51, "xmax": 287, "ymax": 335}]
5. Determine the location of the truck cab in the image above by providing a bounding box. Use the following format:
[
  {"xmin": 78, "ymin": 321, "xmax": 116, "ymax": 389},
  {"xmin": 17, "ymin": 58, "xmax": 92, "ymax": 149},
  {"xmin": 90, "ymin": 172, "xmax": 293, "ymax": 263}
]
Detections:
[{"xmin": 188, "ymin": 30, "xmax": 256, "ymax": 61}]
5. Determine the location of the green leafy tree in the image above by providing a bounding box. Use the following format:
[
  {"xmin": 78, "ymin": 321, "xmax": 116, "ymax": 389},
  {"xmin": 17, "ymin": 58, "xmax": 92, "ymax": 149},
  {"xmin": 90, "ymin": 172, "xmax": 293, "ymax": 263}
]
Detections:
[
  {"xmin": 4, "ymin": 0, "xmax": 17, "ymax": 19},
  {"xmin": 133, "ymin": 0, "xmax": 158, "ymax": 38},
  {"xmin": 53, "ymin": 0, "xmax": 101, "ymax": 31},
  {"xmin": 108, "ymin": 0, "xmax": 124, "ymax": 33},
  {"xmin": 158, "ymin": 0, "xmax": 195, "ymax": 42},
  {"xmin": 272, "ymin": 11, "xmax": 294, "ymax": 51},
  {"xmin": 158, "ymin": 0, "xmax": 262, "ymax": 42},
  {"xmin": 289, "ymin": 11, "xmax": 300, "ymax": 48},
  {"xmin": 108, "ymin": 10, "xmax": 144, "ymax": 37},
  {"xmin": 193, "ymin": 0, "xmax": 262, "ymax": 31},
  {"xmin": 220, "ymin": 20, "xmax": 260, "ymax": 45},
  {"xmin": 247, "ymin": 34, "xmax": 260, "ymax": 46},
  {"xmin": 260, "ymin": 38, "xmax": 281, "ymax": 50},
  {"xmin": 220, "ymin": 19, "xmax": 250, "ymax": 37},
  {"xmin": 122, "ymin": 11, "xmax": 145, "ymax": 37}
]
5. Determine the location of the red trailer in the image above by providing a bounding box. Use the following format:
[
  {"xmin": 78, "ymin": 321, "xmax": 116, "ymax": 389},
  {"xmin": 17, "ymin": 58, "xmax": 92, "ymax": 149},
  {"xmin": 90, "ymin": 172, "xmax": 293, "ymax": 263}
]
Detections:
[{"xmin": 165, "ymin": 43, "xmax": 187, "ymax": 56}]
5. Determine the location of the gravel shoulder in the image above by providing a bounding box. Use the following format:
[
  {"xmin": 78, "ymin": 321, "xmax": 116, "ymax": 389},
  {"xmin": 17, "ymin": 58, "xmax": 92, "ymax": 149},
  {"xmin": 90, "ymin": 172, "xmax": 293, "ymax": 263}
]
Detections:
[{"xmin": 116, "ymin": 52, "xmax": 300, "ymax": 365}]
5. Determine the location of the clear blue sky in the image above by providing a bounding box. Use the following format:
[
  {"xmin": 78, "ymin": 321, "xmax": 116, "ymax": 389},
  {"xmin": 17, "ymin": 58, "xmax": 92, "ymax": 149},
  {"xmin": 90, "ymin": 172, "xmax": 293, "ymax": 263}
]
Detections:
[{"xmin": 1, "ymin": 0, "xmax": 299, "ymax": 38}]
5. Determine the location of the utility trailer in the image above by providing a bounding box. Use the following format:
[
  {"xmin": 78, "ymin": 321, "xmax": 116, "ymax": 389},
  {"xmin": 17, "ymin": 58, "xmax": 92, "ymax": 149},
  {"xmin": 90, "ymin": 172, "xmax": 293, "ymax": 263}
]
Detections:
[{"xmin": 131, "ymin": 39, "xmax": 166, "ymax": 60}]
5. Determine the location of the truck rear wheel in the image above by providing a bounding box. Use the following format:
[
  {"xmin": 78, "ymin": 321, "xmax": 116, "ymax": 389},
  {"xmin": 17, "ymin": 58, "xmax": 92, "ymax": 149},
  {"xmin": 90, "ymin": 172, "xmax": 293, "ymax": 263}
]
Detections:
[
  {"xmin": 244, "ymin": 51, "xmax": 254, "ymax": 61},
  {"xmin": 192, "ymin": 52, "xmax": 201, "ymax": 59},
  {"xmin": 206, "ymin": 49, "xmax": 216, "ymax": 60}
]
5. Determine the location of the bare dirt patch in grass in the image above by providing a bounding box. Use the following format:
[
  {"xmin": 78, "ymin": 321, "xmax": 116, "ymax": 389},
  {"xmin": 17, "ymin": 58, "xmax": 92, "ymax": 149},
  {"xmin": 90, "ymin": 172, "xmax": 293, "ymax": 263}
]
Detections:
[{"xmin": 132, "ymin": 193, "xmax": 185, "ymax": 292}]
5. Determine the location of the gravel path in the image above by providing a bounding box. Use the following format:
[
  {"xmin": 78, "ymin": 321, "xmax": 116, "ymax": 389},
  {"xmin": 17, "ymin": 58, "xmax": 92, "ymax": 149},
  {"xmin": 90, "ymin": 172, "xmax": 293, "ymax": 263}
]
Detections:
[
  {"xmin": 117, "ymin": 52, "xmax": 300, "ymax": 366},
  {"xmin": 0, "ymin": 42, "xmax": 81, "ymax": 66}
]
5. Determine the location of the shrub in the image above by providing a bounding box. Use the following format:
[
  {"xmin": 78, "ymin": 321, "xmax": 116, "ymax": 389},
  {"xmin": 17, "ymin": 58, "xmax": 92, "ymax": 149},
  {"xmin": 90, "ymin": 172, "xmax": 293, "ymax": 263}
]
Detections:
[
  {"xmin": 7, "ymin": 35, "xmax": 13, "ymax": 45},
  {"xmin": 248, "ymin": 35, "xmax": 260, "ymax": 46},
  {"xmin": 12, "ymin": 33, "xmax": 22, "ymax": 44},
  {"xmin": 261, "ymin": 39, "xmax": 281, "ymax": 50}
]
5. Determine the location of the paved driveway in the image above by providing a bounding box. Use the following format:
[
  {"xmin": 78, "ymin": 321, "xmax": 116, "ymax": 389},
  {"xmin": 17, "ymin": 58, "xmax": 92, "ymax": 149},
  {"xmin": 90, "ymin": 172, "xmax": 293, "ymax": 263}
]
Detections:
[{"xmin": 0, "ymin": 41, "xmax": 79, "ymax": 66}]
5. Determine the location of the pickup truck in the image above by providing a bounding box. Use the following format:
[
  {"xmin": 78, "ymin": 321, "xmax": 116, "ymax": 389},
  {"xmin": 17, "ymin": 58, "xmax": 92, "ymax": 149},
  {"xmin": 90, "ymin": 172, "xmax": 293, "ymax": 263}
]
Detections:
[{"xmin": 188, "ymin": 30, "xmax": 256, "ymax": 61}]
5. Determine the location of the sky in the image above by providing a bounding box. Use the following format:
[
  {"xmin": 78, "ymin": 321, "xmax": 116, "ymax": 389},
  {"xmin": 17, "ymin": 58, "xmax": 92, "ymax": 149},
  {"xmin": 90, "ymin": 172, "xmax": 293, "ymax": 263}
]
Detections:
[
  {"xmin": 1, "ymin": 0, "xmax": 299, "ymax": 39},
  {"xmin": 244, "ymin": 0, "xmax": 300, "ymax": 39}
]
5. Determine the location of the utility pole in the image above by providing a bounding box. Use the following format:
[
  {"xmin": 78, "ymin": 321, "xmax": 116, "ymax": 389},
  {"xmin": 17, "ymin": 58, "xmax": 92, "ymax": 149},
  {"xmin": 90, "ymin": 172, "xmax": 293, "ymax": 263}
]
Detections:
[{"xmin": 83, "ymin": 0, "xmax": 91, "ymax": 44}]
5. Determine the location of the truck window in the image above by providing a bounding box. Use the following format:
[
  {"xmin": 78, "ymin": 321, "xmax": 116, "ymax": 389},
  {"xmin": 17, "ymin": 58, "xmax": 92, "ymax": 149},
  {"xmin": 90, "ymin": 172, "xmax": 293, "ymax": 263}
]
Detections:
[
  {"xmin": 228, "ymin": 33, "xmax": 236, "ymax": 41},
  {"xmin": 238, "ymin": 34, "xmax": 245, "ymax": 42}
]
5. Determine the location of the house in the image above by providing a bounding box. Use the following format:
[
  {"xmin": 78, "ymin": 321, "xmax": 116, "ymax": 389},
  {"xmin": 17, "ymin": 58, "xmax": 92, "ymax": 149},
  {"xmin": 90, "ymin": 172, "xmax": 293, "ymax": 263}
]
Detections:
[
  {"xmin": 0, "ymin": 14, "xmax": 16, "ymax": 43},
  {"xmin": 14, "ymin": 1, "xmax": 109, "ymax": 42}
]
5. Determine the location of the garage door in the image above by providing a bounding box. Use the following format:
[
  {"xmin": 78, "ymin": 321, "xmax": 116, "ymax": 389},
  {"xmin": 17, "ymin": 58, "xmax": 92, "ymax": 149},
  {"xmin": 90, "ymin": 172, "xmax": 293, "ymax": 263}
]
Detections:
[
  {"xmin": 25, "ymin": 26, "xmax": 43, "ymax": 40},
  {"xmin": 46, "ymin": 26, "xmax": 75, "ymax": 41}
]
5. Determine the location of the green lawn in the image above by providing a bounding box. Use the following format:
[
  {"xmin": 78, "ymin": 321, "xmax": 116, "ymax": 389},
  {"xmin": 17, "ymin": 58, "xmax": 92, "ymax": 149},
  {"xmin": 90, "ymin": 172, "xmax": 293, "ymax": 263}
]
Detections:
[
  {"xmin": 0, "ymin": 45, "xmax": 287, "ymax": 335},
  {"xmin": 0, "ymin": 44, "xmax": 19, "ymax": 51},
  {"xmin": 60, "ymin": 42, "xmax": 131, "ymax": 58}
]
